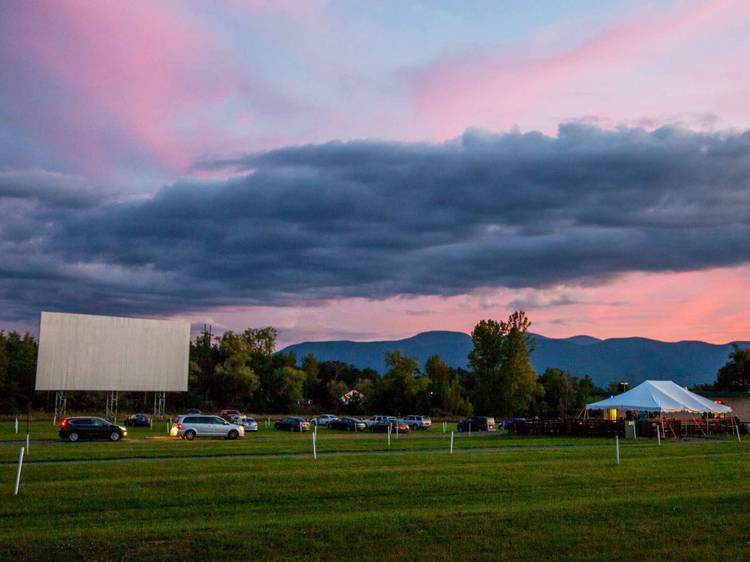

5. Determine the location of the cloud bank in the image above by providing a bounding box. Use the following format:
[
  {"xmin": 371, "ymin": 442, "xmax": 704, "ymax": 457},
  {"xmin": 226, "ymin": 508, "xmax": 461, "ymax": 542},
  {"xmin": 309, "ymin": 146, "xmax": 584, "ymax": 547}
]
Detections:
[{"xmin": 2, "ymin": 124, "xmax": 750, "ymax": 322}]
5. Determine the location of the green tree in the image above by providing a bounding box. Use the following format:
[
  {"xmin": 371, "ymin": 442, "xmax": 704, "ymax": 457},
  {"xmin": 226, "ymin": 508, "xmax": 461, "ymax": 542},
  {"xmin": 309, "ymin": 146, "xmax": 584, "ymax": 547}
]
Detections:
[
  {"xmin": 468, "ymin": 319, "xmax": 507, "ymax": 414},
  {"xmin": 468, "ymin": 312, "xmax": 541, "ymax": 417},
  {"xmin": 500, "ymin": 311, "xmax": 542, "ymax": 416},
  {"xmin": 378, "ymin": 350, "xmax": 428, "ymax": 415},
  {"xmin": 259, "ymin": 366, "xmax": 307, "ymax": 413},
  {"xmin": 301, "ymin": 354, "xmax": 320, "ymax": 401},
  {"xmin": 715, "ymin": 345, "xmax": 750, "ymax": 391}
]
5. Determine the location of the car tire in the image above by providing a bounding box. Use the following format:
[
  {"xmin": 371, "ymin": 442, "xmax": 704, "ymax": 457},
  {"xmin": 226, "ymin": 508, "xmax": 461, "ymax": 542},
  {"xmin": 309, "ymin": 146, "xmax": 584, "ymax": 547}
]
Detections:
[
  {"xmin": 68, "ymin": 432, "xmax": 79, "ymax": 442},
  {"xmin": 228, "ymin": 430, "xmax": 239, "ymax": 440},
  {"xmin": 184, "ymin": 430, "xmax": 196, "ymax": 441},
  {"xmin": 110, "ymin": 431, "xmax": 121, "ymax": 441}
]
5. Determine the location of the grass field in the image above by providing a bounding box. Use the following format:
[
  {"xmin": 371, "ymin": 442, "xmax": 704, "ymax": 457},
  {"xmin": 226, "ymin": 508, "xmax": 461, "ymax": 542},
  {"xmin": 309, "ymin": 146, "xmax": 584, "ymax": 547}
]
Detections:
[{"xmin": 1, "ymin": 420, "xmax": 749, "ymax": 560}]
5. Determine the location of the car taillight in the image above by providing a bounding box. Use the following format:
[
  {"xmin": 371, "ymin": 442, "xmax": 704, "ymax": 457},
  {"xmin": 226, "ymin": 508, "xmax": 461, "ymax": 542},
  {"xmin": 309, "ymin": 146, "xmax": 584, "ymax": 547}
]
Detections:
[
  {"xmin": 60, "ymin": 419, "xmax": 68, "ymax": 428},
  {"xmin": 175, "ymin": 422, "xmax": 182, "ymax": 430}
]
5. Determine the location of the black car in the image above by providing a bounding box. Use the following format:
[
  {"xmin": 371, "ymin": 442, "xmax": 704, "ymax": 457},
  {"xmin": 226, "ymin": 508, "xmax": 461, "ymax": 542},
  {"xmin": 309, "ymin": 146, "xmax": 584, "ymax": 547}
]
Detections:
[
  {"xmin": 124, "ymin": 413, "xmax": 151, "ymax": 427},
  {"xmin": 328, "ymin": 417, "xmax": 366, "ymax": 431},
  {"xmin": 59, "ymin": 417, "xmax": 127, "ymax": 442},
  {"xmin": 274, "ymin": 417, "xmax": 311, "ymax": 432},
  {"xmin": 457, "ymin": 416, "xmax": 496, "ymax": 432}
]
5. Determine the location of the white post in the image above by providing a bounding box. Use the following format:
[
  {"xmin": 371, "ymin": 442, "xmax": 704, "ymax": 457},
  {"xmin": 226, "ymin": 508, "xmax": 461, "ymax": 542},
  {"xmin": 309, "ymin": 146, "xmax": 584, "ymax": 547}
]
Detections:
[
  {"xmin": 13, "ymin": 447, "xmax": 24, "ymax": 496},
  {"xmin": 735, "ymin": 421, "xmax": 742, "ymax": 443},
  {"xmin": 312, "ymin": 431, "xmax": 317, "ymax": 460},
  {"xmin": 267, "ymin": 417, "xmax": 270, "ymax": 429},
  {"xmin": 396, "ymin": 422, "xmax": 399, "ymax": 440},
  {"xmin": 633, "ymin": 423, "xmax": 637, "ymax": 440},
  {"xmin": 656, "ymin": 424, "xmax": 661, "ymax": 446},
  {"xmin": 468, "ymin": 423, "xmax": 471, "ymax": 437},
  {"xmin": 616, "ymin": 434, "xmax": 621, "ymax": 462},
  {"xmin": 15, "ymin": 418, "xmax": 18, "ymax": 434},
  {"xmin": 450, "ymin": 431, "xmax": 454, "ymax": 455},
  {"xmin": 387, "ymin": 424, "xmax": 391, "ymax": 448},
  {"xmin": 25, "ymin": 434, "xmax": 29, "ymax": 456}
]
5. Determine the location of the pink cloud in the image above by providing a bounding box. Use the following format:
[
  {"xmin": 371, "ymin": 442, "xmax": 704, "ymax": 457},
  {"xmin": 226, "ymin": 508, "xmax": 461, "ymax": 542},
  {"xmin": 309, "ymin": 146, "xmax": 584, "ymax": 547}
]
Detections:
[
  {"xmin": 403, "ymin": 0, "xmax": 750, "ymax": 139},
  {"xmin": 169, "ymin": 266, "xmax": 750, "ymax": 347},
  {"xmin": 6, "ymin": 1, "xmax": 301, "ymax": 181}
]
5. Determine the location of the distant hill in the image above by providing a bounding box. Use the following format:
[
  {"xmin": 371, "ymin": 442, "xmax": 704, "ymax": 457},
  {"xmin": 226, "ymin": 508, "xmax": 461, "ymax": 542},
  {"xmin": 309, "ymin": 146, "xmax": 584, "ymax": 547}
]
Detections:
[{"xmin": 281, "ymin": 330, "xmax": 750, "ymax": 388}]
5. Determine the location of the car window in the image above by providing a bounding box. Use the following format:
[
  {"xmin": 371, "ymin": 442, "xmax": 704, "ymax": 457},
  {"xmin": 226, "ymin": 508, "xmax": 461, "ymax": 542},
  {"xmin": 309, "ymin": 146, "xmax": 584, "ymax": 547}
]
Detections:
[
  {"xmin": 70, "ymin": 418, "xmax": 88, "ymax": 425},
  {"xmin": 184, "ymin": 416, "xmax": 199, "ymax": 423},
  {"xmin": 213, "ymin": 417, "xmax": 228, "ymax": 425}
]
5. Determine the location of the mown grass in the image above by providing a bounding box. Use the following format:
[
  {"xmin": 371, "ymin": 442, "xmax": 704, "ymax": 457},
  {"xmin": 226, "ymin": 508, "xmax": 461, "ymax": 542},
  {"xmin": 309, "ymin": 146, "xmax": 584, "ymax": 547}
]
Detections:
[
  {"xmin": 0, "ymin": 419, "xmax": 635, "ymax": 463},
  {"xmin": 0, "ymin": 428, "xmax": 748, "ymax": 561}
]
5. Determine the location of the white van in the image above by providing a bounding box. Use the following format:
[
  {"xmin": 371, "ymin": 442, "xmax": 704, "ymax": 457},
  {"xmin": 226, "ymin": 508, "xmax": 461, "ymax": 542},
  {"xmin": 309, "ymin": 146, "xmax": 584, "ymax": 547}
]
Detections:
[{"xmin": 170, "ymin": 415, "xmax": 245, "ymax": 440}]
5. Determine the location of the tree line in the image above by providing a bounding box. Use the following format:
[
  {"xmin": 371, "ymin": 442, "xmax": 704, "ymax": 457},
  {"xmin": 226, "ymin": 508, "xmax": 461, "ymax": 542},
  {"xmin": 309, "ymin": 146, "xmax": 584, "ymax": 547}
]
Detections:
[{"xmin": 2, "ymin": 314, "xmax": 747, "ymax": 416}]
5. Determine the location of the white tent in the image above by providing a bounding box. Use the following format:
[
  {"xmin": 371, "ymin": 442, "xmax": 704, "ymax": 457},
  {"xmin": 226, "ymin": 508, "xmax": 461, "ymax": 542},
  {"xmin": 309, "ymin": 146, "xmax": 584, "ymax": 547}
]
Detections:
[{"xmin": 586, "ymin": 380, "xmax": 732, "ymax": 414}]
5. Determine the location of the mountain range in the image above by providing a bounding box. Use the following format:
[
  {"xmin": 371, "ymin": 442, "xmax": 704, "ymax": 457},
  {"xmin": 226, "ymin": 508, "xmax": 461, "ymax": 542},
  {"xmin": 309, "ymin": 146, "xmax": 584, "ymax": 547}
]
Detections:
[{"xmin": 282, "ymin": 331, "xmax": 750, "ymax": 388}]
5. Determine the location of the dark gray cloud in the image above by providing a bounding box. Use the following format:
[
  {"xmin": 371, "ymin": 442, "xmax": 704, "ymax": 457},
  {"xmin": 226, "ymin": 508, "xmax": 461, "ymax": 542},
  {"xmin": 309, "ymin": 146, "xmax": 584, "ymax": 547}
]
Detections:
[
  {"xmin": 3, "ymin": 124, "xmax": 750, "ymax": 321},
  {"xmin": 0, "ymin": 169, "xmax": 100, "ymax": 209}
]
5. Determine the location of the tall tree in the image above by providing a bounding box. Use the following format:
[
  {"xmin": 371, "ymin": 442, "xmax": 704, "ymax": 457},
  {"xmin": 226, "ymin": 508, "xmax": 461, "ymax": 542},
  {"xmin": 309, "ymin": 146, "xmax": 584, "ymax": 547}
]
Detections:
[
  {"xmin": 468, "ymin": 319, "xmax": 508, "ymax": 414},
  {"xmin": 468, "ymin": 312, "xmax": 541, "ymax": 417},
  {"xmin": 500, "ymin": 311, "xmax": 542, "ymax": 416},
  {"xmin": 715, "ymin": 345, "xmax": 750, "ymax": 391}
]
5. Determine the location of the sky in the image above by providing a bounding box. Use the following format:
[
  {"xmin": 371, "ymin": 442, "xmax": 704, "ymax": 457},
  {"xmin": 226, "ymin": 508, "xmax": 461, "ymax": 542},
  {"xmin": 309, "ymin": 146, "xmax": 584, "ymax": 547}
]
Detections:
[{"xmin": 1, "ymin": 0, "xmax": 750, "ymax": 346}]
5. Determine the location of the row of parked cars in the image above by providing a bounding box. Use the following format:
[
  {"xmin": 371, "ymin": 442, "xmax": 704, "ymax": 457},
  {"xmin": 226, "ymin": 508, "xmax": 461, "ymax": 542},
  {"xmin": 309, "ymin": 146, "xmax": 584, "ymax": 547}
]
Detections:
[
  {"xmin": 58, "ymin": 411, "xmax": 498, "ymax": 442},
  {"xmin": 273, "ymin": 414, "xmax": 433, "ymax": 433}
]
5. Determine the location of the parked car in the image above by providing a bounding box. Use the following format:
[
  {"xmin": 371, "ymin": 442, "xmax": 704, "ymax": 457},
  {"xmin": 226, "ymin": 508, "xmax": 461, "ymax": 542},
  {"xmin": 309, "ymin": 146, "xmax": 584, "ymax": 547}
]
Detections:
[
  {"xmin": 364, "ymin": 415, "xmax": 391, "ymax": 428},
  {"xmin": 186, "ymin": 409, "xmax": 202, "ymax": 415},
  {"xmin": 170, "ymin": 415, "xmax": 244, "ymax": 440},
  {"xmin": 311, "ymin": 414, "xmax": 338, "ymax": 426},
  {"xmin": 220, "ymin": 409, "xmax": 242, "ymax": 422},
  {"xmin": 401, "ymin": 415, "xmax": 432, "ymax": 431},
  {"xmin": 59, "ymin": 417, "xmax": 127, "ymax": 442},
  {"xmin": 371, "ymin": 417, "xmax": 410, "ymax": 433},
  {"xmin": 499, "ymin": 417, "xmax": 526, "ymax": 431},
  {"xmin": 123, "ymin": 413, "xmax": 151, "ymax": 427},
  {"xmin": 457, "ymin": 416, "xmax": 496, "ymax": 432},
  {"xmin": 328, "ymin": 417, "xmax": 366, "ymax": 431},
  {"xmin": 238, "ymin": 416, "xmax": 258, "ymax": 432},
  {"xmin": 274, "ymin": 417, "xmax": 311, "ymax": 432}
]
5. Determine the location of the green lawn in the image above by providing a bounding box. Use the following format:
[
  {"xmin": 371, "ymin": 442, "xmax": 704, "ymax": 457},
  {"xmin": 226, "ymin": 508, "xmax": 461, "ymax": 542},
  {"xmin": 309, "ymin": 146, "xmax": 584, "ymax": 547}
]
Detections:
[{"xmin": 0, "ymin": 422, "xmax": 748, "ymax": 560}]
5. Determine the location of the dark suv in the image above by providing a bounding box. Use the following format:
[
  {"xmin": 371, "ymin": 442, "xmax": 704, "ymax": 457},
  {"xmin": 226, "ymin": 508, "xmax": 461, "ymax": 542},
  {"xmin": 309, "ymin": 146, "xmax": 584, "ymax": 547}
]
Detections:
[
  {"xmin": 59, "ymin": 417, "xmax": 127, "ymax": 442},
  {"xmin": 457, "ymin": 416, "xmax": 496, "ymax": 432}
]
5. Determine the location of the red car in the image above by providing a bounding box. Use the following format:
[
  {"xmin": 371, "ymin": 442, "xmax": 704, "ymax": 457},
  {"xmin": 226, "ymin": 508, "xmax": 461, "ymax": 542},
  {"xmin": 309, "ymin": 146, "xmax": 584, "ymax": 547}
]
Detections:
[
  {"xmin": 219, "ymin": 409, "xmax": 242, "ymax": 422},
  {"xmin": 372, "ymin": 417, "xmax": 410, "ymax": 433}
]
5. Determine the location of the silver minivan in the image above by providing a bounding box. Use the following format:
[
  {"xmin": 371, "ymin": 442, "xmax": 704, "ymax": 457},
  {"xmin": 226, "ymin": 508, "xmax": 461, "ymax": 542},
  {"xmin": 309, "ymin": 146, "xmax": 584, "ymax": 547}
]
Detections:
[{"xmin": 170, "ymin": 415, "xmax": 245, "ymax": 440}]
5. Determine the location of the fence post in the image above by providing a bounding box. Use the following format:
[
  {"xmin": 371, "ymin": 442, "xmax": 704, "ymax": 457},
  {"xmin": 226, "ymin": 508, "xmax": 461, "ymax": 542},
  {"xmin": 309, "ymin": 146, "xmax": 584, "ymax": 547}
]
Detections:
[
  {"xmin": 615, "ymin": 435, "xmax": 620, "ymax": 465},
  {"xmin": 656, "ymin": 424, "xmax": 661, "ymax": 446},
  {"xmin": 312, "ymin": 431, "xmax": 317, "ymax": 460},
  {"xmin": 450, "ymin": 431, "xmax": 454, "ymax": 455},
  {"xmin": 25, "ymin": 434, "xmax": 29, "ymax": 456},
  {"xmin": 387, "ymin": 424, "xmax": 391, "ymax": 449},
  {"xmin": 13, "ymin": 447, "xmax": 24, "ymax": 496},
  {"xmin": 15, "ymin": 418, "xmax": 18, "ymax": 434}
]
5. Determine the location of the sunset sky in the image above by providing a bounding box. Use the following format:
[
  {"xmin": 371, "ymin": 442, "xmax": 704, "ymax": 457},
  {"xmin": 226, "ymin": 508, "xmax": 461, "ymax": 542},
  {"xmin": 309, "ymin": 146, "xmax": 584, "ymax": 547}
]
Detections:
[{"xmin": 1, "ymin": 0, "xmax": 750, "ymax": 346}]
